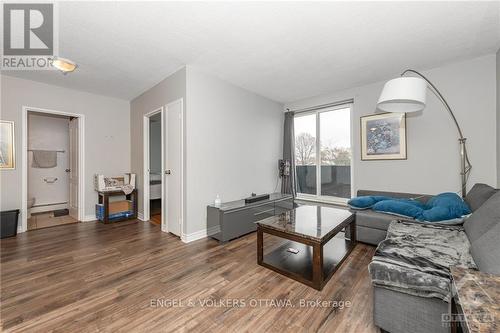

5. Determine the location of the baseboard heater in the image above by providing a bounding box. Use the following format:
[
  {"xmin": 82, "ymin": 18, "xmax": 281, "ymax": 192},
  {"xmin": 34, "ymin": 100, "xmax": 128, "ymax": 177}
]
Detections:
[{"xmin": 32, "ymin": 202, "xmax": 68, "ymax": 208}]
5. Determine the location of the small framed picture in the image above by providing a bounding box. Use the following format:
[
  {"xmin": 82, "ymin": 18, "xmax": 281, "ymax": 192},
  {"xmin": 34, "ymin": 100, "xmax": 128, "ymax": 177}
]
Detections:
[
  {"xmin": 0, "ymin": 120, "xmax": 15, "ymax": 169},
  {"xmin": 360, "ymin": 113, "xmax": 406, "ymax": 160}
]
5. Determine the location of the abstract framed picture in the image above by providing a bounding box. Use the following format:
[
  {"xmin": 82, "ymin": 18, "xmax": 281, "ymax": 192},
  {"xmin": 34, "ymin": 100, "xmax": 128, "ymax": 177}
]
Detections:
[
  {"xmin": 0, "ymin": 120, "xmax": 15, "ymax": 169},
  {"xmin": 360, "ymin": 113, "xmax": 406, "ymax": 160}
]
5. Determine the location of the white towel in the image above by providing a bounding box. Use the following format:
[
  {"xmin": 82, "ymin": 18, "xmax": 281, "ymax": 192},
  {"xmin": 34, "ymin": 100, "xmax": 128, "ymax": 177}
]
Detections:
[{"xmin": 32, "ymin": 150, "xmax": 57, "ymax": 168}]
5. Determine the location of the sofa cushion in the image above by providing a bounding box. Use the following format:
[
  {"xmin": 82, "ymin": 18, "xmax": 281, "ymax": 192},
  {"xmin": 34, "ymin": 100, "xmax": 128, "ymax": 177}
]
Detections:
[
  {"xmin": 464, "ymin": 191, "xmax": 500, "ymax": 243},
  {"xmin": 357, "ymin": 190, "xmax": 431, "ymax": 204},
  {"xmin": 465, "ymin": 183, "xmax": 498, "ymax": 212},
  {"xmin": 356, "ymin": 225, "xmax": 387, "ymax": 245},
  {"xmin": 470, "ymin": 222, "xmax": 500, "ymax": 274},
  {"xmin": 354, "ymin": 209, "xmax": 398, "ymax": 231},
  {"xmin": 420, "ymin": 192, "xmax": 471, "ymax": 222},
  {"xmin": 372, "ymin": 199, "xmax": 425, "ymax": 219},
  {"xmin": 370, "ymin": 193, "xmax": 470, "ymax": 223},
  {"xmin": 348, "ymin": 195, "xmax": 392, "ymax": 210}
]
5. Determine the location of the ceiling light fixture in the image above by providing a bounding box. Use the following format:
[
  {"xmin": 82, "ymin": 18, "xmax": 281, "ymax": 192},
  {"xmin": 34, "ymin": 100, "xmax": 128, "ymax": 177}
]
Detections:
[{"xmin": 52, "ymin": 57, "xmax": 78, "ymax": 74}]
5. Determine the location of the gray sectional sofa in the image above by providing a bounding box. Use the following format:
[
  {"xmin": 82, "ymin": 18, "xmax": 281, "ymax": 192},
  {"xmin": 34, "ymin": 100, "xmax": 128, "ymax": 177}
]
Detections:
[
  {"xmin": 347, "ymin": 189, "xmax": 433, "ymax": 245},
  {"xmin": 347, "ymin": 184, "xmax": 499, "ymax": 333}
]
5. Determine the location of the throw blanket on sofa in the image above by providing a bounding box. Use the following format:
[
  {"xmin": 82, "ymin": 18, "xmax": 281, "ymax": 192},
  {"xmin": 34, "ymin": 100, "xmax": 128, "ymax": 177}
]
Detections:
[{"xmin": 369, "ymin": 220, "xmax": 476, "ymax": 302}]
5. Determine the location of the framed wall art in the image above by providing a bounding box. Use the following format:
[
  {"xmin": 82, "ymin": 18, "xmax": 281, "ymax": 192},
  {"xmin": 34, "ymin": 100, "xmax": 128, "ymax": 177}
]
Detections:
[
  {"xmin": 0, "ymin": 120, "xmax": 15, "ymax": 169},
  {"xmin": 360, "ymin": 113, "xmax": 406, "ymax": 160}
]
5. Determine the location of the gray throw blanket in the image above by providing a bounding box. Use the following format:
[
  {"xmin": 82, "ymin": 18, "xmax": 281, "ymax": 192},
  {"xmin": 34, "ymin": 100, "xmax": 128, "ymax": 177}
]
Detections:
[{"xmin": 369, "ymin": 220, "xmax": 476, "ymax": 302}]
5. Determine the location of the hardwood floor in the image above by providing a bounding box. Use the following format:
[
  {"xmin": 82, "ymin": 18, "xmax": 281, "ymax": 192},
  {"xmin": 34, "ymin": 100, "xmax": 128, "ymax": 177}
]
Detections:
[
  {"xmin": 150, "ymin": 214, "xmax": 161, "ymax": 225},
  {"xmin": 0, "ymin": 220, "xmax": 379, "ymax": 333}
]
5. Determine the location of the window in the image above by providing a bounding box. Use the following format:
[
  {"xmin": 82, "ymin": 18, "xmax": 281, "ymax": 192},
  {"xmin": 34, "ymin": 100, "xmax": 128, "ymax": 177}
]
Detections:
[{"xmin": 294, "ymin": 104, "xmax": 352, "ymax": 202}]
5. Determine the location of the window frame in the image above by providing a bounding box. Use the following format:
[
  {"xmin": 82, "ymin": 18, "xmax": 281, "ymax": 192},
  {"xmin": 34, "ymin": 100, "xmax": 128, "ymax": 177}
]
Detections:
[{"xmin": 294, "ymin": 103, "xmax": 353, "ymax": 204}]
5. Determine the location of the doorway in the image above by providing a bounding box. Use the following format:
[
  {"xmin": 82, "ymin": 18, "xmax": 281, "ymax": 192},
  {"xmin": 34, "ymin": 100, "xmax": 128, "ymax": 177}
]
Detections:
[
  {"xmin": 21, "ymin": 107, "xmax": 85, "ymax": 232},
  {"xmin": 143, "ymin": 99, "xmax": 184, "ymax": 237},
  {"xmin": 148, "ymin": 112, "xmax": 162, "ymax": 226}
]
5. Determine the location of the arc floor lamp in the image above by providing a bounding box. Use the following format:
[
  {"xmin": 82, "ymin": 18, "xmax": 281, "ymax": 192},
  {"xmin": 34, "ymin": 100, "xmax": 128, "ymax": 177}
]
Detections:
[{"xmin": 376, "ymin": 69, "xmax": 472, "ymax": 198}]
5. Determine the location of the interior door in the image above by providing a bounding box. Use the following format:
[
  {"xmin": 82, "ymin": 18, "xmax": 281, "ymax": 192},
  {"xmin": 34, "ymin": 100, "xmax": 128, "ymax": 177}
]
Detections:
[
  {"xmin": 68, "ymin": 117, "xmax": 79, "ymax": 220},
  {"xmin": 164, "ymin": 100, "xmax": 182, "ymax": 236}
]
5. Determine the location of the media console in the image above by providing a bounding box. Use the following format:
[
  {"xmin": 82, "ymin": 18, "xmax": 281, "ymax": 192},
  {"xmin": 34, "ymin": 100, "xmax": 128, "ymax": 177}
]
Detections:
[{"xmin": 207, "ymin": 193, "xmax": 294, "ymax": 243}]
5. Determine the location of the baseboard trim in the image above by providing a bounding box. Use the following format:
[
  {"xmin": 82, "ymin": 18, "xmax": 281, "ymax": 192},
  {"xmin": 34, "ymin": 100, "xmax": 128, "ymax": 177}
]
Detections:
[
  {"xmin": 181, "ymin": 229, "xmax": 206, "ymax": 243},
  {"xmin": 181, "ymin": 226, "xmax": 219, "ymax": 243},
  {"xmin": 83, "ymin": 214, "xmax": 97, "ymax": 222},
  {"xmin": 138, "ymin": 212, "xmax": 146, "ymax": 221}
]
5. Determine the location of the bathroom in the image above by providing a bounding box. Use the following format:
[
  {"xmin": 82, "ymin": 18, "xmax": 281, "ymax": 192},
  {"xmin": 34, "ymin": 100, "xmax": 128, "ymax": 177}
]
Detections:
[{"xmin": 27, "ymin": 112, "xmax": 78, "ymax": 230}]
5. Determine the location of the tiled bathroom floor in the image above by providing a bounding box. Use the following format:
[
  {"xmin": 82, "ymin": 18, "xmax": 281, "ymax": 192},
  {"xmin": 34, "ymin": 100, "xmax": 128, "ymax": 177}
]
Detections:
[{"xmin": 27, "ymin": 212, "xmax": 78, "ymax": 230}]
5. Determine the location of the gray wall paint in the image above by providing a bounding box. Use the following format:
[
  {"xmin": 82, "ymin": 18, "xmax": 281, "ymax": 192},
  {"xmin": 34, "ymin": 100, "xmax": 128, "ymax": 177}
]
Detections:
[
  {"xmin": 130, "ymin": 66, "xmax": 283, "ymax": 237},
  {"xmin": 0, "ymin": 75, "xmax": 131, "ymax": 219},
  {"xmin": 185, "ymin": 66, "xmax": 284, "ymax": 235},
  {"xmin": 286, "ymin": 55, "xmax": 497, "ymax": 195},
  {"xmin": 130, "ymin": 67, "xmax": 186, "ymax": 217},
  {"xmin": 497, "ymin": 49, "xmax": 500, "ymax": 188}
]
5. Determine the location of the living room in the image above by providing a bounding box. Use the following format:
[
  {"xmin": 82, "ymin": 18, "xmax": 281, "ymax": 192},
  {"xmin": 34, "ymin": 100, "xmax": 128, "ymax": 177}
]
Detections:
[{"xmin": 0, "ymin": 1, "xmax": 499, "ymax": 332}]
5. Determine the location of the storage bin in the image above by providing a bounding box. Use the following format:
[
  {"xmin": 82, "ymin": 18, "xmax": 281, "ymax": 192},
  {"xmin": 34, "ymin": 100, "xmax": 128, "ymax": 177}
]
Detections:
[
  {"xmin": 109, "ymin": 200, "xmax": 132, "ymax": 214},
  {"xmin": 95, "ymin": 204, "xmax": 133, "ymax": 222},
  {"xmin": 1, "ymin": 209, "xmax": 20, "ymax": 239}
]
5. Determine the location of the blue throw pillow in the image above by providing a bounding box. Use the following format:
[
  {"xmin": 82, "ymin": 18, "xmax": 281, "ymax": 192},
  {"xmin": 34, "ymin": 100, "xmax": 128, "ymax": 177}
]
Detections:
[
  {"xmin": 428, "ymin": 192, "xmax": 471, "ymax": 212},
  {"xmin": 420, "ymin": 192, "xmax": 471, "ymax": 222},
  {"xmin": 372, "ymin": 199, "xmax": 424, "ymax": 219},
  {"xmin": 348, "ymin": 196, "xmax": 391, "ymax": 210}
]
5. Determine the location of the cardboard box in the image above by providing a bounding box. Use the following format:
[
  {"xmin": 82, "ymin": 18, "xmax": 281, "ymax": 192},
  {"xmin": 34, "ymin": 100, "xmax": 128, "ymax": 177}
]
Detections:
[{"xmin": 109, "ymin": 200, "xmax": 131, "ymax": 214}]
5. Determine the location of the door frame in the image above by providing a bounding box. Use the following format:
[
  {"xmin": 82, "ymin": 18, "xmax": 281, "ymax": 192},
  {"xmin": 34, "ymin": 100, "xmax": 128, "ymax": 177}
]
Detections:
[
  {"xmin": 21, "ymin": 106, "xmax": 85, "ymax": 232},
  {"xmin": 165, "ymin": 98, "xmax": 184, "ymax": 239},
  {"xmin": 294, "ymin": 103, "xmax": 353, "ymax": 205},
  {"xmin": 143, "ymin": 107, "xmax": 166, "ymax": 231},
  {"xmin": 142, "ymin": 100, "xmax": 184, "ymax": 237}
]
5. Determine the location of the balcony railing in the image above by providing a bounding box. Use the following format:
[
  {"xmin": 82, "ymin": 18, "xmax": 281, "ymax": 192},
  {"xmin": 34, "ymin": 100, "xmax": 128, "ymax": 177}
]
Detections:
[{"xmin": 296, "ymin": 165, "xmax": 351, "ymax": 199}]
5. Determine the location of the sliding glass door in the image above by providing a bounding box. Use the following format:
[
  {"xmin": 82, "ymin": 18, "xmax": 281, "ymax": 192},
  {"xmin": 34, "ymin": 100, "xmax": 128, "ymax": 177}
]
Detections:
[
  {"xmin": 294, "ymin": 104, "xmax": 352, "ymax": 202},
  {"xmin": 294, "ymin": 113, "xmax": 317, "ymax": 195}
]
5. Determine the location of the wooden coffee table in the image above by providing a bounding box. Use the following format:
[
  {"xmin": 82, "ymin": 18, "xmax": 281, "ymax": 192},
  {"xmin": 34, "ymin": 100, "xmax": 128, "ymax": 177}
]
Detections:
[{"xmin": 256, "ymin": 205, "xmax": 356, "ymax": 290}]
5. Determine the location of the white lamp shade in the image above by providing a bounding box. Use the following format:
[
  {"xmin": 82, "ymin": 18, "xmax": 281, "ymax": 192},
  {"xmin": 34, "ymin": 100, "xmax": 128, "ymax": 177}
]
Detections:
[{"xmin": 377, "ymin": 77, "xmax": 427, "ymax": 113}]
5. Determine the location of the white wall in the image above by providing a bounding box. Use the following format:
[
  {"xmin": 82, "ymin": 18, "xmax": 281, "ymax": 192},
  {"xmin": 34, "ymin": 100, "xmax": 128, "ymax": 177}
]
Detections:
[
  {"xmin": 130, "ymin": 67, "xmax": 186, "ymax": 217},
  {"xmin": 286, "ymin": 55, "xmax": 498, "ymax": 195},
  {"xmin": 130, "ymin": 66, "xmax": 284, "ymax": 238},
  {"xmin": 497, "ymin": 49, "xmax": 500, "ymax": 188},
  {"xmin": 28, "ymin": 114, "xmax": 69, "ymax": 210},
  {"xmin": 0, "ymin": 75, "xmax": 131, "ymax": 222},
  {"xmin": 185, "ymin": 66, "xmax": 284, "ymax": 235}
]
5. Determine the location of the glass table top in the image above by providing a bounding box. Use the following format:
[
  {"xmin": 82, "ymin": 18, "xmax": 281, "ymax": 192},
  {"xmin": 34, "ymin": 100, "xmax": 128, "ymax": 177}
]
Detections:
[{"xmin": 256, "ymin": 205, "xmax": 354, "ymax": 241}]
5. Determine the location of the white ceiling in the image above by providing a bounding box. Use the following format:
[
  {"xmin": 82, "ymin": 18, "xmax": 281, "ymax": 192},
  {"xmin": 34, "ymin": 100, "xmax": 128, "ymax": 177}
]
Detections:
[{"xmin": 4, "ymin": 1, "xmax": 500, "ymax": 103}]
